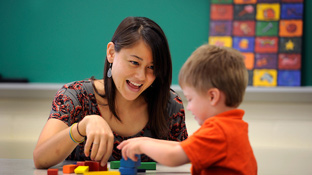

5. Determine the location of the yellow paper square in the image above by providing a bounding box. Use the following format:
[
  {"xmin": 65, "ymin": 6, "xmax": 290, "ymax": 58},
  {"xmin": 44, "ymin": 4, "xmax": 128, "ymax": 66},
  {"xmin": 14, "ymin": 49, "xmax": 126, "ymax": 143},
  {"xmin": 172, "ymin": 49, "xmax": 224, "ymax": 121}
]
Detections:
[
  {"xmin": 253, "ymin": 69, "xmax": 277, "ymax": 87},
  {"xmin": 208, "ymin": 36, "xmax": 232, "ymax": 47},
  {"xmin": 256, "ymin": 3, "xmax": 280, "ymax": 21}
]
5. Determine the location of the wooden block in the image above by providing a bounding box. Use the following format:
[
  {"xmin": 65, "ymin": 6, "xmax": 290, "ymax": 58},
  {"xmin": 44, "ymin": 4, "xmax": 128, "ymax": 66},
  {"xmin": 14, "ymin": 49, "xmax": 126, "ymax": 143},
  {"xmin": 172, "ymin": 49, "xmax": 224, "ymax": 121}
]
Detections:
[
  {"xmin": 137, "ymin": 162, "xmax": 156, "ymax": 170},
  {"xmin": 119, "ymin": 167, "xmax": 137, "ymax": 175},
  {"xmin": 76, "ymin": 161, "xmax": 87, "ymax": 166},
  {"xmin": 63, "ymin": 164, "xmax": 78, "ymax": 174},
  {"xmin": 74, "ymin": 166, "xmax": 89, "ymax": 174},
  {"xmin": 84, "ymin": 171, "xmax": 120, "ymax": 175},
  {"xmin": 47, "ymin": 168, "xmax": 58, "ymax": 175},
  {"xmin": 110, "ymin": 161, "xmax": 120, "ymax": 169}
]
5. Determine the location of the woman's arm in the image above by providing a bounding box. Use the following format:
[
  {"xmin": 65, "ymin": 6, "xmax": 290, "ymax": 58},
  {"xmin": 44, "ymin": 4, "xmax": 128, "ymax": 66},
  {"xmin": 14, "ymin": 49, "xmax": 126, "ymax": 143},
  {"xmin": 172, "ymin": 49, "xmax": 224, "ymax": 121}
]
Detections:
[
  {"xmin": 33, "ymin": 115, "xmax": 114, "ymax": 169},
  {"xmin": 117, "ymin": 137, "xmax": 190, "ymax": 167}
]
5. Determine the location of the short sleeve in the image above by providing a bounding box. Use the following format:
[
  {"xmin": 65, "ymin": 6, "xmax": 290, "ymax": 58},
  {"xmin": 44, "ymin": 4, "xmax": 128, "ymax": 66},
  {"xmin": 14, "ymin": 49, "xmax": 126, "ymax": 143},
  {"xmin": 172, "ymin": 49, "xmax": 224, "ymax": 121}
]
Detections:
[
  {"xmin": 167, "ymin": 89, "xmax": 188, "ymax": 141},
  {"xmin": 180, "ymin": 121, "xmax": 227, "ymax": 169},
  {"xmin": 49, "ymin": 83, "xmax": 83, "ymax": 126}
]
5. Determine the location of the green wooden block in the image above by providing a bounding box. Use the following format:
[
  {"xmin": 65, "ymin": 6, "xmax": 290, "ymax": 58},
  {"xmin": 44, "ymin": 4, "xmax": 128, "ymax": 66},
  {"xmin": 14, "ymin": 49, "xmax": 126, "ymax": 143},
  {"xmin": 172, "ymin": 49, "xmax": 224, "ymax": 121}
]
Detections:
[
  {"xmin": 110, "ymin": 161, "xmax": 120, "ymax": 169},
  {"xmin": 110, "ymin": 161, "xmax": 156, "ymax": 170},
  {"xmin": 138, "ymin": 162, "xmax": 156, "ymax": 170}
]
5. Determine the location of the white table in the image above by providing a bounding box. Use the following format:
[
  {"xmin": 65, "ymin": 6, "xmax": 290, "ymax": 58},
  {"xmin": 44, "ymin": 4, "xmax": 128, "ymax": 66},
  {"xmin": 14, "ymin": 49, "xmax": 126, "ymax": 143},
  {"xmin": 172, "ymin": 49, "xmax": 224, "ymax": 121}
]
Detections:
[{"xmin": 0, "ymin": 159, "xmax": 191, "ymax": 175}]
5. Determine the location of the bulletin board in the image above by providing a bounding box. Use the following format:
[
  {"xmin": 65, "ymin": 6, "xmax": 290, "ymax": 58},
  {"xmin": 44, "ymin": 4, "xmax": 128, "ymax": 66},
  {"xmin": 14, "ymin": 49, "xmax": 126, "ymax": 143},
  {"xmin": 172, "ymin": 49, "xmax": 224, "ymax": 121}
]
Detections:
[{"xmin": 208, "ymin": 0, "xmax": 304, "ymax": 87}]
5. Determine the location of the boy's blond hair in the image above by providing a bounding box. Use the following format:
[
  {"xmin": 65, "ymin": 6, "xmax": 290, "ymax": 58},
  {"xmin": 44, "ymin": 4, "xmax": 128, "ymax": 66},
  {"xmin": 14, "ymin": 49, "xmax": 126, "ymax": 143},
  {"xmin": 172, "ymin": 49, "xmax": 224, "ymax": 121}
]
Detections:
[{"xmin": 179, "ymin": 44, "xmax": 248, "ymax": 107}]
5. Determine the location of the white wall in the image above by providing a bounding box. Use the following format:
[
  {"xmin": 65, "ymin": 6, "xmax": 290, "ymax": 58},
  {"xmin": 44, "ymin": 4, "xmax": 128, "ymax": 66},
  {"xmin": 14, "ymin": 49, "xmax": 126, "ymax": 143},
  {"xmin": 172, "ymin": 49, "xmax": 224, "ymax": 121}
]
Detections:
[{"xmin": 1, "ymin": 85, "xmax": 312, "ymax": 175}]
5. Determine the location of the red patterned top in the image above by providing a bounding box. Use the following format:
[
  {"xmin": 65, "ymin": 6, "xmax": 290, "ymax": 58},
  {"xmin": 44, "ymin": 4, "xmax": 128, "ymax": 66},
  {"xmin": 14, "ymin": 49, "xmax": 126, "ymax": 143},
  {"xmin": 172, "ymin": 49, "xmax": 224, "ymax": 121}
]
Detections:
[{"xmin": 49, "ymin": 80, "xmax": 188, "ymax": 162}]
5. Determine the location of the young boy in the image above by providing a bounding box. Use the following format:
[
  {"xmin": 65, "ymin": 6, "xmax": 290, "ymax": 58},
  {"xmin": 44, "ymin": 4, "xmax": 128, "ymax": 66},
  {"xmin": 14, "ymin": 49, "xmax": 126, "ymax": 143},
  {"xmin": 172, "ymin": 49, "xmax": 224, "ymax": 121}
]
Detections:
[{"xmin": 117, "ymin": 44, "xmax": 257, "ymax": 174}]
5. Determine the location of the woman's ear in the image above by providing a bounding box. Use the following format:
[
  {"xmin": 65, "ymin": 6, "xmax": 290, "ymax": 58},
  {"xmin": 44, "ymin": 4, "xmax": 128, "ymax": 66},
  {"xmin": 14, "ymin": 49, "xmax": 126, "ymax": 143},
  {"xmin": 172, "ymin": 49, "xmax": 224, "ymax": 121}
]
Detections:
[
  {"xmin": 207, "ymin": 88, "xmax": 220, "ymax": 106},
  {"xmin": 107, "ymin": 42, "xmax": 115, "ymax": 63}
]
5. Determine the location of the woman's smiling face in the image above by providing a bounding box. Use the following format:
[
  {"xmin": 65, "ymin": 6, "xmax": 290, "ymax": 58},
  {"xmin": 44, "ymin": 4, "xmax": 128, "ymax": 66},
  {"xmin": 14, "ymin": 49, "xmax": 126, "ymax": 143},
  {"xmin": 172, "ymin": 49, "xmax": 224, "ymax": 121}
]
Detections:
[{"xmin": 108, "ymin": 39, "xmax": 155, "ymax": 101}]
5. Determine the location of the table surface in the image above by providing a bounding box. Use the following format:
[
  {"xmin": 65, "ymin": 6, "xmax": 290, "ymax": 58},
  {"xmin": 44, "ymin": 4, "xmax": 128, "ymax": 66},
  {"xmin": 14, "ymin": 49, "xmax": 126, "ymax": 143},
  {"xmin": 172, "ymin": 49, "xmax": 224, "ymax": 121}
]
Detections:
[{"xmin": 0, "ymin": 159, "xmax": 191, "ymax": 175}]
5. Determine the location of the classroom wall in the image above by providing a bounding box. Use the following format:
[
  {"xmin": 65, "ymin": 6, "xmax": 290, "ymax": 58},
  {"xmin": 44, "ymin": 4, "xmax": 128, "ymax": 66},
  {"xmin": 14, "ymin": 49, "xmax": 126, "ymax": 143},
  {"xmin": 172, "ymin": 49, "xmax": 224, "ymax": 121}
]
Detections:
[{"xmin": 1, "ymin": 0, "xmax": 311, "ymax": 85}]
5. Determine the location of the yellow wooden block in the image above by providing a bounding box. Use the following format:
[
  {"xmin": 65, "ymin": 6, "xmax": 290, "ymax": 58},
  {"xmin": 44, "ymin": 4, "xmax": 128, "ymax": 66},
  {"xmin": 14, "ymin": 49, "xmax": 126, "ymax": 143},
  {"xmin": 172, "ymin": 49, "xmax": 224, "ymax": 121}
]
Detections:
[
  {"xmin": 83, "ymin": 171, "xmax": 120, "ymax": 175},
  {"xmin": 74, "ymin": 166, "xmax": 89, "ymax": 174},
  {"xmin": 208, "ymin": 36, "xmax": 232, "ymax": 48},
  {"xmin": 253, "ymin": 69, "xmax": 277, "ymax": 87}
]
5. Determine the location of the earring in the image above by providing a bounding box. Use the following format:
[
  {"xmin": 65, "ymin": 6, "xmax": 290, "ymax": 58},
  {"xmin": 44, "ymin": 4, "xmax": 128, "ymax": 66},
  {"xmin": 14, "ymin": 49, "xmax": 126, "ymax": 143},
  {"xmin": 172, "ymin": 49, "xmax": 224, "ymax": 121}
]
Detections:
[{"xmin": 107, "ymin": 63, "xmax": 112, "ymax": 78}]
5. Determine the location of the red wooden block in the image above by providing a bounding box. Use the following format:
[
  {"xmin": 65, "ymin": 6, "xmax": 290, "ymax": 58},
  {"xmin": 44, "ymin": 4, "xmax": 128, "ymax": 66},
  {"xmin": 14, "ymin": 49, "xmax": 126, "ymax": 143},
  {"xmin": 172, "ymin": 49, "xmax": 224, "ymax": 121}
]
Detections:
[
  {"xmin": 85, "ymin": 161, "xmax": 99, "ymax": 171},
  {"xmin": 63, "ymin": 164, "xmax": 78, "ymax": 174},
  {"xmin": 99, "ymin": 163, "xmax": 108, "ymax": 171},
  {"xmin": 76, "ymin": 161, "xmax": 87, "ymax": 166},
  {"xmin": 47, "ymin": 168, "xmax": 58, "ymax": 175}
]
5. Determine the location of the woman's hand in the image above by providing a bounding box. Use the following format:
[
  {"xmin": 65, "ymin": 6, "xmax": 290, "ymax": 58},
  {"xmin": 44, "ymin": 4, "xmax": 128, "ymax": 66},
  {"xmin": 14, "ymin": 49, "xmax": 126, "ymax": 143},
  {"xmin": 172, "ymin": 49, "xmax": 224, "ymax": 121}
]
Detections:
[{"xmin": 80, "ymin": 115, "xmax": 114, "ymax": 166}]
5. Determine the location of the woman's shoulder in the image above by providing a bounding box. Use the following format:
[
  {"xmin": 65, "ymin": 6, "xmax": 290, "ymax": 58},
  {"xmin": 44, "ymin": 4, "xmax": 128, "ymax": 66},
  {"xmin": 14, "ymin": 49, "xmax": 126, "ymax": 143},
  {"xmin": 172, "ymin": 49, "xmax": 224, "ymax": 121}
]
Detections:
[
  {"xmin": 169, "ymin": 88, "xmax": 183, "ymax": 105},
  {"xmin": 55, "ymin": 79, "xmax": 94, "ymax": 97}
]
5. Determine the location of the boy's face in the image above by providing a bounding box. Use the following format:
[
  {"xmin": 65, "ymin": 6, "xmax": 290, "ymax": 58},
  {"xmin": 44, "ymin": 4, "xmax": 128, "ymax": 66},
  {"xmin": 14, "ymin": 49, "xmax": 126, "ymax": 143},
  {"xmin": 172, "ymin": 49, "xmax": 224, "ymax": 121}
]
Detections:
[{"xmin": 182, "ymin": 85, "xmax": 212, "ymax": 126}]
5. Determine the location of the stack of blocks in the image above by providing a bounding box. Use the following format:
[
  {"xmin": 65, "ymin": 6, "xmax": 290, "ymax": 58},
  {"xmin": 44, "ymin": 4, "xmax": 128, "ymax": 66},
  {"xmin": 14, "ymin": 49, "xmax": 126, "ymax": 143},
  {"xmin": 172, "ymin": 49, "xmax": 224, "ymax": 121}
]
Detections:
[{"xmin": 48, "ymin": 160, "xmax": 120, "ymax": 175}]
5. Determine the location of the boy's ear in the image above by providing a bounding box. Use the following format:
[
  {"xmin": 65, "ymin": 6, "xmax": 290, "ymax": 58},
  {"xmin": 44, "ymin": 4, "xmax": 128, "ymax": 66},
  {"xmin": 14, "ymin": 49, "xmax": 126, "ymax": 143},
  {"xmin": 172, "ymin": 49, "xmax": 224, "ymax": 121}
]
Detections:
[
  {"xmin": 107, "ymin": 42, "xmax": 115, "ymax": 63},
  {"xmin": 207, "ymin": 88, "xmax": 220, "ymax": 106}
]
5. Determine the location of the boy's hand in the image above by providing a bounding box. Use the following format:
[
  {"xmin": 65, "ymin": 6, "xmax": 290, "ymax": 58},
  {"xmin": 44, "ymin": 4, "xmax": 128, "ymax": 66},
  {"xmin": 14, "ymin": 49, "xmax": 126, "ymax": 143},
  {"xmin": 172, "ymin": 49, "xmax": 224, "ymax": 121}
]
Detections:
[{"xmin": 117, "ymin": 137, "xmax": 149, "ymax": 161}]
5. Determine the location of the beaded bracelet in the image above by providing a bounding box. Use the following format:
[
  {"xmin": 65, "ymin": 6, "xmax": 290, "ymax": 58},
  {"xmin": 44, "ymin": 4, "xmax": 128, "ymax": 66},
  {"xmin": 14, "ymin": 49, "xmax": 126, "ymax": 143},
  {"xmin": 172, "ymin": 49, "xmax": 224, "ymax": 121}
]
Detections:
[{"xmin": 69, "ymin": 123, "xmax": 85, "ymax": 144}]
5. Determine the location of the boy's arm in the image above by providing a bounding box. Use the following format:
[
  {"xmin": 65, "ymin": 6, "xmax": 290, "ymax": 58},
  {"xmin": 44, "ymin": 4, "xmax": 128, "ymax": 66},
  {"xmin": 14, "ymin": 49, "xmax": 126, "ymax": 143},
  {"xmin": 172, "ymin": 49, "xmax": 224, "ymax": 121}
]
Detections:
[{"xmin": 117, "ymin": 137, "xmax": 190, "ymax": 167}]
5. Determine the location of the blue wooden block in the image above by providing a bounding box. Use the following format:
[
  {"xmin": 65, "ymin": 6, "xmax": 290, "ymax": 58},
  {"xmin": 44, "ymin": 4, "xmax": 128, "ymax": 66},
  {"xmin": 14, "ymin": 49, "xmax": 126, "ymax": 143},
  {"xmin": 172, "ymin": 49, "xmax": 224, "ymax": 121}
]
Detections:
[
  {"xmin": 119, "ymin": 167, "xmax": 137, "ymax": 175},
  {"xmin": 120, "ymin": 155, "xmax": 141, "ymax": 168}
]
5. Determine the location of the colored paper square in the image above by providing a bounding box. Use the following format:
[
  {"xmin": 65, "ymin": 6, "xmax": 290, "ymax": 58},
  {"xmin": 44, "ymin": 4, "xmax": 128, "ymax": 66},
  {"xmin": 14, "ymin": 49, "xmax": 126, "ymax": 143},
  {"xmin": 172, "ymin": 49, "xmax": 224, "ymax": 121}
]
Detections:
[
  {"xmin": 258, "ymin": 0, "xmax": 280, "ymax": 2},
  {"xmin": 278, "ymin": 53, "xmax": 301, "ymax": 70},
  {"xmin": 279, "ymin": 20, "xmax": 303, "ymax": 37},
  {"xmin": 253, "ymin": 69, "xmax": 277, "ymax": 87},
  {"xmin": 209, "ymin": 36, "xmax": 233, "ymax": 47},
  {"xmin": 254, "ymin": 54, "xmax": 277, "ymax": 69},
  {"xmin": 278, "ymin": 70, "xmax": 301, "ymax": 86},
  {"xmin": 234, "ymin": 5, "xmax": 256, "ymax": 20},
  {"xmin": 233, "ymin": 37, "xmax": 255, "ymax": 52},
  {"xmin": 281, "ymin": 3, "xmax": 303, "ymax": 19},
  {"xmin": 211, "ymin": 5, "xmax": 233, "ymax": 20},
  {"xmin": 255, "ymin": 37, "xmax": 278, "ymax": 53},
  {"xmin": 242, "ymin": 53, "xmax": 254, "ymax": 70},
  {"xmin": 234, "ymin": 0, "xmax": 257, "ymax": 4},
  {"xmin": 211, "ymin": 0, "xmax": 233, "ymax": 3},
  {"xmin": 210, "ymin": 21, "xmax": 232, "ymax": 36},
  {"xmin": 248, "ymin": 70, "xmax": 253, "ymax": 86},
  {"xmin": 256, "ymin": 21, "xmax": 278, "ymax": 36},
  {"xmin": 256, "ymin": 3, "xmax": 280, "ymax": 21},
  {"xmin": 233, "ymin": 21, "xmax": 255, "ymax": 36},
  {"xmin": 282, "ymin": 0, "xmax": 303, "ymax": 2},
  {"xmin": 279, "ymin": 37, "xmax": 302, "ymax": 53}
]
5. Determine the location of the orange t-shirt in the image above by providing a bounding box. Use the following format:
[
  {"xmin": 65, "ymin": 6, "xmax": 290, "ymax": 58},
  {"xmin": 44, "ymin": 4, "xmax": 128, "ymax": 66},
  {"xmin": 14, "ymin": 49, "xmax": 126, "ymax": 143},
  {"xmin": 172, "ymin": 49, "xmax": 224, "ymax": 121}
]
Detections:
[{"xmin": 180, "ymin": 109, "xmax": 257, "ymax": 175}]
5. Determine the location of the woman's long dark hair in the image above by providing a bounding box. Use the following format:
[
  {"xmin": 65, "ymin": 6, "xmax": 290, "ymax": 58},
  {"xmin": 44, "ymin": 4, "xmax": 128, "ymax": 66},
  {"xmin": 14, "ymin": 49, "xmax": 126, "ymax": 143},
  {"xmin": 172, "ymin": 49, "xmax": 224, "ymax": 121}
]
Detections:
[{"xmin": 93, "ymin": 17, "xmax": 172, "ymax": 138}]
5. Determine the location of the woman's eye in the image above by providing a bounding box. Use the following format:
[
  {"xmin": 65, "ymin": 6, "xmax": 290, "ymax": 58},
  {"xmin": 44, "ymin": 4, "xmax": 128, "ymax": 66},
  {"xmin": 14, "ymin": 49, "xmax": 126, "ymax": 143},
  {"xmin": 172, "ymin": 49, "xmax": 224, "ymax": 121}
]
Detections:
[
  {"xmin": 130, "ymin": 61, "xmax": 139, "ymax": 65},
  {"xmin": 148, "ymin": 65, "xmax": 154, "ymax": 70}
]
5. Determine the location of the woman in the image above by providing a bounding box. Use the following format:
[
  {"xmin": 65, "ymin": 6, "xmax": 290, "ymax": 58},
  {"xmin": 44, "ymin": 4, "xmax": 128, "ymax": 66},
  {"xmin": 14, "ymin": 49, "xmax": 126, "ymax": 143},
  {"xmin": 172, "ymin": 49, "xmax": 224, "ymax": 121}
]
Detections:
[{"xmin": 33, "ymin": 16, "xmax": 188, "ymax": 169}]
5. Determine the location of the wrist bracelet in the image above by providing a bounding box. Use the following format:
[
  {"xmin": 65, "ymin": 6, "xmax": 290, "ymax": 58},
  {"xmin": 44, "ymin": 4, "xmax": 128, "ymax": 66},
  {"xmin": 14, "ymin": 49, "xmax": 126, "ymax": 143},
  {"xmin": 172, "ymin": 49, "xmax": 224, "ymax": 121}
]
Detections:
[
  {"xmin": 69, "ymin": 123, "xmax": 84, "ymax": 144},
  {"xmin": 77, "ymin": 122, "xmax": 86, "ymax": 137}
]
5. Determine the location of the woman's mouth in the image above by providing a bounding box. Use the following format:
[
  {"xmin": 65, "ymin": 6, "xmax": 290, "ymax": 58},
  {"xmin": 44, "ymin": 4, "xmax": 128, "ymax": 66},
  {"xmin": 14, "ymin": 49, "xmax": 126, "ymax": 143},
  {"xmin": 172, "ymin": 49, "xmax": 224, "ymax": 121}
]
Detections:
[{"xmin": 127, "ymin": 80, "xmax": 143, "ymax": 90}]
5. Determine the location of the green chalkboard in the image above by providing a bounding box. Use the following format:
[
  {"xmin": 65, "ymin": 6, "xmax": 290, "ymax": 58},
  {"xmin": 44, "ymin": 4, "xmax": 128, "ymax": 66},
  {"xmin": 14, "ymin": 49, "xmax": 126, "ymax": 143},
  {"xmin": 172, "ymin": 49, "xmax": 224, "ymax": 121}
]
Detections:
[
  {"xmin": 1, "ymin": 1, "xmax": 311, "ymax": 85},
  {"xmin": 0, "ymin": 0, "xmax": 209, "ymax": 85}
]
